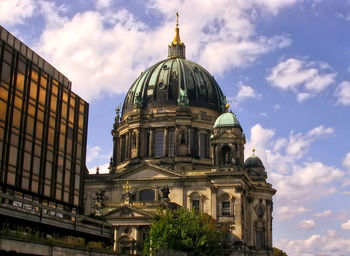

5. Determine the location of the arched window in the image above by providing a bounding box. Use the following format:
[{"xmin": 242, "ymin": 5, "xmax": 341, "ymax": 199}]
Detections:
[
  {"xmin": 189, "ymin": 192, "xmax": 202, "ymax": 212},
  {"xmin": 199, "ymin": 133, "xmax": 208, "ymax": 158},
  {"xmin": 255, "ymin": 221, "xmax": 265, "ymax": 250},
  {"xmin": 220, "ymin": 145, "xmax": 231, "ymax": 166},
  {"xmin": 140, "ymin": 189, "xmax": 155, "ymax": 201},
  {"xmin": 219, "ymin": 193, "xmax": 234, "ymax": 216}
]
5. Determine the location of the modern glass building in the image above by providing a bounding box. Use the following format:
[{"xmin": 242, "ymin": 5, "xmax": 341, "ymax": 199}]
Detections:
[{"xmin": 0, "ymin": 26, "xmax": 89, "ymax": 213}]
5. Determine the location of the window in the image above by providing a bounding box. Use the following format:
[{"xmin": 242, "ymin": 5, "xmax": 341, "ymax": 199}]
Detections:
[
  {"xmin": 256, "ymin": 231, "xmax": 264, "ymax": 250},
  {"xmin": 199, "ymin": 133, "xmax": 207, "ymax": 158},
  {"xmin": 222, "ymin": 202, "xmax": 230, "ymax": 216},
  {"xmin": 155, "ymin": 131, "xmax": 164, "ymax": 157},
  {"xmin": 168, "ymin": 131, "xmax": 174, "ymax": 157},
  {"xmin": 140, "ymin": 189, "xmax": 155, "ymax": 201},
  {"xmin": 192, "ymin": 199, "xmax": 200, "ymax": 212},
  {"xmin": 189, "ymin": 131, "xmax": 195, "ymax": 156}
]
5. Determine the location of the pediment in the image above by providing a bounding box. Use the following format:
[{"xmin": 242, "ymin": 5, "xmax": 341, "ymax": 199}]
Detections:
[
  {"xmin": 115, "ymin": 163, "xmax": 181, "ymax": 180},
  {"xmin": 104, "ymin": 205, "xmax": 154, "ymax": 219}
]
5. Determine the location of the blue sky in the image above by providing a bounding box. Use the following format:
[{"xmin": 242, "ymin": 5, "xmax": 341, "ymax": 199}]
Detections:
[{"xmin": 1, "ymin": 0, "xmax": 350, "ymax": 255}]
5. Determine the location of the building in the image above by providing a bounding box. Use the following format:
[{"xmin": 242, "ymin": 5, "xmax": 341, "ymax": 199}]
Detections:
[
  {"xmin": 85, "ymin": 17, "xmax": 276, "ymax": 255},
  {"xmin": 0, "ymin": 26, "xmax": 111, "ymax": 246}
]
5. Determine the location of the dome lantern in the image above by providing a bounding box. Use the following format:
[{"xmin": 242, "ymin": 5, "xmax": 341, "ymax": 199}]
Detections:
[{"xmin": 168, "ymin": 12, "xmax": 186, "ymax": 59}]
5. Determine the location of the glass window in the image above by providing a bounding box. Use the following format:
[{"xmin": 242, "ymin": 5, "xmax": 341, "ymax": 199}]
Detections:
[
  {"xmin": 222, "ymin": 202, "xmax": 230, "ymax": 216},
  {"xmin": 14, "ymin": 95, "xmax": 22, "ymax": 109},
  {"xmin": 74, "ymin": 174, "xmax": 80, "ymax": 189},
  {"xmin": 50, "ymin": 95, "xmax": 57, "ymax": 112},
  {"xmin": 79, "ymin": 103, "xmax": 84, "ymax": 113},
  {"xmin": 33, "ymin": 156, "xmax": 40, "ymax": 175},
  {"xmin": 66, "ymin": 138, "xmax": 72, "ymax": 154},
  {"xmin": 16, "ymin": 73, "xmax": 25, "ymax": 92},
  {"xmin": 45, "ymin": 162, "xmax": 52, "ymax": 179},
  {"xmin": 10, "ymin": 133, "xmax": 19, "ymax": 146},
  {"xmin": 78, "ymin": 114, "xmax": 84, "ymax": 128},
  {"xmin": 40, "ymin": 76, "xmax": 47, "ymax": 88},
  {"xmin": 17, "ymin": 60, "xmax": 26, "ymax": 73},
  {"xmin": 59, "ymin": 134, "xmax": 65, "ymax": 151},
  {"xmin": 0, "ymin": 100, "xmax": 7, "ymax": 121},
  {"xmin": 55, "ymin": 189, "xmax": 62, "ymax": 200},
  {"xmin": 9, "ymin": 146, "xmax": 18, "ymax": 166},
  {"xmin": 4, "ymin": 50, "xmax": 12, "ymax": 64},
  {"xmin": 24, "ymin": 140, "xmax": 32, "ymax": 152},
  {"xmin": 29, "ymin": 82, "xmax": 37, "ymax": 99},
  {"xmin": 74, "ymin": 195, "xmax": 79, "ymax": 206},
  {"xmin": 192, "ymin": 199, "xmax": 200, "ymax": 212},
  {"xmin": 31, "ymin": 181, "xmax": 38, "ymax": 193},
  {"xmin": 37, "ymin": 110, "xmax": 44, "ymax": 121},
  {"xmin": 140, "ymin": 189, "xmax": 155, "ymax": 201},
  {"xmin": 64, "ymin": 171, "xmax": 70, "ymax": 186},
  {"xmin": 168, "ymin": 131, "xmax": 174, "ymax": 157},
  {"xmin": 39, "ymin": 87, "xmax": 46, "ymax": 105},
  {"xmin": 256, "ymin": 231, "xmax": 264, "ymax": 250},
  {"xmin": 199, "ymin": 133, "xmax": 208, "ymax": 158},
  {"xmin": 189, "ymin": 131, "xmax": 195, "ymax": 156},
  {"xmin": 63, "ymin": 192, "xmax": 69, "ymax": 203},
  {"xmin": 12, "ymin": 108, "xmax": 21, "ymax": 128},
  {"xmin": 62, "ymin": 91, "xmax": 68, "ymax": 103},
  {"xmin": 31, "ymin": 70, "xmax": 38, "ymax": 82},
  {"xmin": 70, "ymin": 96, "xmax": 75, "ymax": 107},
  {"xmin": 22, "ymin": 177, "xmax": 29, "ymax": 190},
  {"xmin": 155, "ymin": 131, "xmax": 164, "ymax": 157},
  {"xmin": 36, "ymin": 121, "xmax": 43, "ymax": 139},
  {"xmin": 0, "ymin": 86, "xmax": 8, "ymax": 101},
  {"xmin": 44, "ymin": 185, "xmax": 50, "ymax": 197},
  {"xmin": 27, "ymin": 104, "xmax": 35, "ymax": 117},
  {"xmin": 69, "ymin": 107, "xmax": 74, "ymax": 123},
  {"xmin": 57, "ymin": 170, "xmax": 63, "ymax": 185},
  {"xmin": 61, "ymin": 102, "xmax": 67, "ymax": 119},
  {"xmin": 7, "ymin": 171, "xmax": 16, "ymax": 185},
  {"xmin": 23, "ymin": 152, "xmax": 31, "ymax": 171},
  {"xmin": 48, "ymin": 128, "xmax": 54, "ymax": 145},
  {"xmin": 1, "ymin": 63, "xmax": 11, "ymax": 83},
  {"xmin": 76, "ymin": 144, "xmax": 82, "ymax": 159},
  {"xmin": 34, "ymin": 144, "xmax": 41, "ymax": 156}
]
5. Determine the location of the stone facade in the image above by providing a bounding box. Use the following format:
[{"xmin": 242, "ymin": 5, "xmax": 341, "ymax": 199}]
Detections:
[{"xmin": 84, "ymin": 18, "xmax": 276, "ymax": 255}]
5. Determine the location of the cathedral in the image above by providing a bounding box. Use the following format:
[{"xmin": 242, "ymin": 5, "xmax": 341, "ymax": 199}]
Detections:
[{"xmin": 84, "ymin": 15, "xmax": 276, "ymax": 256}]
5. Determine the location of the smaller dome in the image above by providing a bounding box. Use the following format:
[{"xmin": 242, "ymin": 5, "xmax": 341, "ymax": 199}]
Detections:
[
  {"xmin": 213, "ymin": 112, "xmax": 241, "ymax": 129},
  {"xmin": 244, "ymin": 155, "xmax": 265, "ymax": 170}
]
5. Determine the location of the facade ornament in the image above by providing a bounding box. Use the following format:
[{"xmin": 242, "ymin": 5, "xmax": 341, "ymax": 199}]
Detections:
[
  {"xmin": 92, "ymin": 189, "xmax": 108, "ymax": 216},
  {"xmin": 122, "ymin": 181, "xmax": 134, "ymax": 205},
  {"xmin": 134, "ymin": 92, "xmax": 143, "ymax": 108},
  {"xmin": 161, "ymin": 185, "xmax": 170, "ymax": 200},
  {"xmin": 177, "ymin": 89, "xmax": 189, "ymax": 106}
]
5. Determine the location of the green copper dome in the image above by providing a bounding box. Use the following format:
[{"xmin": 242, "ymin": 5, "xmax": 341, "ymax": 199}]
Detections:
[
  {"xmin": 213, "ymin": 112, "xmax": 241, "ymax": 129},
  {"xmin": 122, "ymin": 58, "xmax": 226, "ymax": 116},
  {"xmin": 244, "ymin": 155, "xmax": 265, "ymax": 170}
]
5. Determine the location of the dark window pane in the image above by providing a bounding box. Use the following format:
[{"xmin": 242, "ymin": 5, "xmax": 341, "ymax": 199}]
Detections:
[
  {"xmin": 7, "ymin": 171, "xmax": 15, "ymax": 185},
  {"xmin": 192, "ymin": 199, "xmax": 200, "ymax": 212},
  {"xmin": 36, "ymin": 121, "xmax": 43, "ymax": 139},
  {"xmin": 168, "ymin": 131, "xmax": 174, "ymax": 157},
  {"xmin": 26, "ymin": 116, "xmax": 34, "ymax": 135},
  {"xmin": 155, "ymin": 131, "xmax": 164, "ymax": 157},
  {"xmin": 74, "ymin": 174, "xmax": 80, "ymax": 189},
  {"xmin": 17, "ymin": 60, "xmax": 26, "ymax": 73},
  {"xmin": 140, "ymin": 189, "xmax": 155, "ymax": 201},
  {"xmin": 9, "ymin": 146, "xmax": 18, "ymax": 166},
  {"xmin": 22, "ymin": 177, "xmax": 29, "ymax": 190},
  {"xmin": 199, "ymin": 133, "xmax": 207, "ymax": 158},
  {"xmin": 23, "ymin": 152, "xmax": 31, "ymax": 171},
  {"xmin": 33, "ymin": 156, "xmax": 40, "ymax": 175},
  {"xmin": 1, "ymin": 63, "xmax": 11, "ymax": 84}
]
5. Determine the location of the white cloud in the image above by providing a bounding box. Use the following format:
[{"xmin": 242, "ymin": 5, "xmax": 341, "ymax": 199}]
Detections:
[
  {"xmin": 86, "ymin": 146, "xmax": 110, "ymax": 169},
  {"xmin": 277, "ymin": 230, "xmax": 350, "ymax": 256},
  {"xmin": 298, "ymin": 219, "xmax": 316, "ymax": 230},
  {"xmin": 314, "ymin": 210, "xmax": 332, "ymax": 218},
  {"xmin": 28, "ymin": 0, "xmax": 296, "ymax": 101},
  {"xmin": 229, "ymin": 82, "xmax": 261, "ymax": 108},
  {"xmin": 341, "ymin": 219, "xmax": 350, "ymax": 230},
  {"xmin": 0, "ymin": 0, "xmax": 36, "ymax": 26},
  {"xmin": 88, "ymin": 162, "xmax": 110, "ymax": 174},
  {"xmin": 343, "ymin": 152, "xmax": 350, "ymax": 170},
  {"xmin": 266, "ymin": 58, "xmax": 336, "ymax": 101},
  {"xmin": 335, "ymin": 81, "xmax": 350, "ymax": 106},
  {"xmin": 245, "ymin": 124, "xmax": 343, "ymax": 220}
]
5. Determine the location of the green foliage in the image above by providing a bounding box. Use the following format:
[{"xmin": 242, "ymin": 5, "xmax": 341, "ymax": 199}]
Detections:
[
  {"xmin": 143, "ymin": 208, "xmax": 224, "ymax": 256},
  {"xmin": 273, "ymin": 247, "xmax": 288, "ymax": 256}
]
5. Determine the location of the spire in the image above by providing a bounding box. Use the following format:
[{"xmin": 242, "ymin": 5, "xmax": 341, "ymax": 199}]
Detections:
[
  {"xmin": 168, "ymin": 12, "xmax": 186, "ymax": 59},
  {"xmin": 252, "ymin": 148, "xmax": 256, "ymax": 155}
]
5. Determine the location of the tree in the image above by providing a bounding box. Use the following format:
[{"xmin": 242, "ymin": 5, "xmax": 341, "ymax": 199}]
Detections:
[
  {"xmin": 273, "ymin": 247, "xmax": 288, "ymax": 256},
  {"xmin": 143, "ymin": 208, "xmax": 224, "ymax": 255}
]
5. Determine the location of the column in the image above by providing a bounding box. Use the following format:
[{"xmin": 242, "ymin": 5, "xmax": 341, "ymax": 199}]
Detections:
[
  {"xmin": 210, "ymin": 186, "xmax": 218, "ymax": 219},
  {"xmin": 126, "ymin": 132, "xmax": 130, "ymax": 159},
  {"xmin": 149, "ymin": 129, "xmax": 154, "ymax": 157},
  {"xmin": 164, "ymin": 128, "xmax": 168, "ymax": 156},
  {"xmin": 174, "ymin": 126, "xmax": 178, "ymax": 156},
  {"xmin": 113, "ymin": 226, "xmax": 118, "ymax": 252}
]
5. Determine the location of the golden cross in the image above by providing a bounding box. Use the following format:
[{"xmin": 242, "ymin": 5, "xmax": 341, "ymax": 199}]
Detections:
[
  {"xmin": 252, "ymin": 148, "xmax": 256, "ymax": 155},
  {"xmin": 176, "ymin": 12, "xmax": 179, "ymax": 27},
  {"xmin": 123, "ymin": 181, "xmax": 131, "ymax": 193}
]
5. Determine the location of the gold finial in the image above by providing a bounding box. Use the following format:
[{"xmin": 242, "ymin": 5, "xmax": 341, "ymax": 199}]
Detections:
[
  {"xmin": 252, "ymin": 148, "xmax": 256, "ymax": 155},
  {"xmin": 225, "ymin": 104, "xmax": 230, "ymax": 109},
  {"xmin": 123, "ymin": 181, "xmax": 131, "ymax": 193},
  {"xmin": 176, "ymin": 12, "xmax": 179, "ymax": 27},
  {"xmin": 172, "ymin": 12, "xmax": 183, "ymax": 46}
]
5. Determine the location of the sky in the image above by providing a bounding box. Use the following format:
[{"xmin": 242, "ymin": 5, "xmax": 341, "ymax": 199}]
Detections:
[{"xmin": 1, "ymin": 0, "xmax": 350, "ymax": 255}]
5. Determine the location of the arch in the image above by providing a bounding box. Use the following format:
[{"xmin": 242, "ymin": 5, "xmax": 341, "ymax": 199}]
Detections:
[
  {"xmin": 140, "ymin": 189, "xmax": 155, "ymax": 201},
  {"xmin": 254, "ymin": 220, "xmax": 266, "ymax": 250},
  {"xmin": 118, "ymin": 235, "xmax": 136, "ymax": 255},
  {"xmin": 218, "ymin": 192, "xmax": 235, "ymax": 216},
  {"xmin": 189, "ymin": 192, "xmax": 204, "ymax": 212},
  {"xmin": 220, "ymin": 145, "xmax": 232, "ymax": 166}
]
